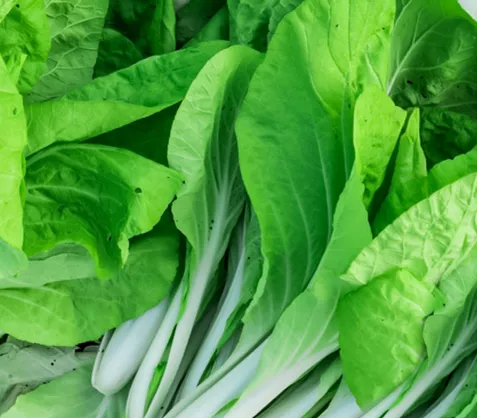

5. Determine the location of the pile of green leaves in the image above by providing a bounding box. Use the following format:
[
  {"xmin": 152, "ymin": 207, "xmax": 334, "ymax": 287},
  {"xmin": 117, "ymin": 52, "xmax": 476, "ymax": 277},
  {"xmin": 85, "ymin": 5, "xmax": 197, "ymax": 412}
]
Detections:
[{"xmin": 1, "ymin": 0, "xmax": 477, "ymax": 417}]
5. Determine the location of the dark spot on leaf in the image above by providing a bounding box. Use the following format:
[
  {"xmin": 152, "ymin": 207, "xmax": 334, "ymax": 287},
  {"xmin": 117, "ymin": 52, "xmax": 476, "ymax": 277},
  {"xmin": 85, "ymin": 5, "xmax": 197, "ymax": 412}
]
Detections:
[
  {"xmin": 12, "ymin": 107, "xmax": 17, "ymax": 115},
  {"xmin": 135, "ymin": 187, "xmax": 142, "ymax": 194},
  {"xmin": 16, "ymin": 3, "xmax": 20, "ymax": 7},
  {"xmin": 107, "ymin": 235, "xmax": 112, "ymax": 242},
  {"xmin": 50, "ymin": 362, "xmax": 54, "ymax": 366},
  {"xmin": 335, "ymin": 24, "xmax": 339, "ymax": 28},
  {"xmin": 406, "ymin": 80, "xmax": 413, "ymax": 85}
]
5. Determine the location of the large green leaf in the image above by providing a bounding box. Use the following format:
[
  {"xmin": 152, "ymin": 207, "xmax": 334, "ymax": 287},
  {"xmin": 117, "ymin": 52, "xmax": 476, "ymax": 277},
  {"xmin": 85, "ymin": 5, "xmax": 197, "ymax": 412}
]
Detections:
[
  {"xmin": 0, "ymin": 214, "xmax": 180, "ymax": 345},
  {"xmin": 23, "ymin": 144, "xmax": 182, "ymax": 278},
  {"xmin": 2, "ymin": 364, "xmax": 128, "ymax": 418},
  {"xmin": 25, "ymin": 0, "xmax": 109, "ymax": 102},
  {"xmin": 0, "ymin": 338, "xmax": 95, "ymax": 414},
  {"xmin": 338, "ymin": 172, "xmax": 477, "ymax": 406},
  {"xmin": 223, "ymin": 87, "xmax": 401, "ymax": 418},
  {"xmin": 232, "ymin": 0, "xmax": 396, "ymax": 368},
  {"xmin": 0, "ymin": 58, "xmax": 27, "ymax": 249},
  {"xmin": 388, "ymin": 0, "xmax": 477, "ymax": 117},
  {"xmin": 25, "ymin": 41, "xmax": 228, "ymax": 155}
]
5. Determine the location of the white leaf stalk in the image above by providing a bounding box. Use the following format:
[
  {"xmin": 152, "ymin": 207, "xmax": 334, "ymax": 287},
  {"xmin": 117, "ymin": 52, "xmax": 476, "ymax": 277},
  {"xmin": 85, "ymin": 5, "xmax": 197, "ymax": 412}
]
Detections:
[
  {"xmin": 176, "ymin": 220, "xmax": 247, "ymax": 400},
  {"xmin": 126, "ymin": 282, "xmax": 185, "ymax": 418},
  {"xmin": 258, "ymin": 358, "xmax": 342, "ymax": 418},
  {"xmin": 93, "ymin": 298, "xmax": 170, "ymax": 395},
  {"xmin": 166, "ymin": 342, "xmax": 265, "ymax": 418}
]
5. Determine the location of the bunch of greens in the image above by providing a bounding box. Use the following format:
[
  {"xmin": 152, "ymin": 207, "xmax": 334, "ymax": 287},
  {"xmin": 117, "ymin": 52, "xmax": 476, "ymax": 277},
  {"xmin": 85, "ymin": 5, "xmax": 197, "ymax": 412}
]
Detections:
[{"xmin": 1, "ymin": 0, "xmax": 477, "ymax": 417}]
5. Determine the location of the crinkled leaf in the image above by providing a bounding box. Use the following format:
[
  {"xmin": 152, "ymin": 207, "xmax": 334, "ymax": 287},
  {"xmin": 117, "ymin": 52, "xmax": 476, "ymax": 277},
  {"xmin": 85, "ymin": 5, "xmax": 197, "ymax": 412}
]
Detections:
[
  {"xmin": 25, "ymin": 0, "xmax": 109, "ymax": 102},
  {"xmin": 339, "ymin": 172, "xmax": 477, "ymax": 406},
  {"xmin": 24, "ymin": 144, "xmax": 182, "ymax": 278},
  {"xmin": 388, "ymin": 0, "xmax": 477, "ymax": 117},
  {"xmin": 0, "ymin": 0, "xmax": 50, "ymax": 92},
  {"xmin": 420, "ymin": 108, "xmax": 477, "ymax": 167}
]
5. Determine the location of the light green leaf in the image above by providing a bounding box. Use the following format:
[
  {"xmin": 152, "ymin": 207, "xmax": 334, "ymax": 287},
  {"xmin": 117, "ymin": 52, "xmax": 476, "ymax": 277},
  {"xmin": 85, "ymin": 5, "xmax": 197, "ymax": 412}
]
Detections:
[
  {"xmin": 338, "ymin": 269, "xmax": 436, "ymax": 405},
  {"xmin": 0, "ymin": 0, "xmax": 15, "ymax": 22},
  {"xmin": 0, "ymin": 214, "xmax": 180, "ymax": 345},
  {"xmin": 234, "ymin": 0, "xmax": 396, "ymax": 367},
  {"xmin": 339, "ymin": 172, "xmax": 477, "ymax": 406},
  {"xmin": 23, "ymin": 144, "xmax": 182, "ymax": 278},
  {"xmin": 2, "ymin": 365, "xmax": 128, "ymax": 418},
  {"xmin": 0, "ymin": 0, "xmax": 50, "ymax": 92},
  {"xmin": 25, "ymin": 0, "xmax": 109, "ymax": 102},
  {"xmin": 0, "ymin": 58, "xmax": 27, "ymax": 249},
  {"xmin": 94, "ymin": 28, "xmax": 144, "ymax": 78},
  {"xmin": 353, "ymin": 86, "xmax": 407, "ymax": 208},
  {"xmin": 388, "ymin": 0, "xmax": 477, "ymax": 117},
  {"xmin": 0, "ymin": 338, "xmax": 95, "ymax": 414},
  {"xmin": 25, "ymin": 41, "xmax": 228, "ymax": 155},
  {"xmin": 373, "ymin": 108, "xmax": 428, "ymax": 232}
]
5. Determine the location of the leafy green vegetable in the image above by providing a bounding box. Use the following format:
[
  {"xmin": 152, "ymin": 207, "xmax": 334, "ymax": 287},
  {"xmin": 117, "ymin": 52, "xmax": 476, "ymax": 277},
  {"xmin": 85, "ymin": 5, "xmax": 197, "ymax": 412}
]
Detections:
[
  {"xmin": 25, "ymin": 41, "xmax": 228, "ymax": 155},
  {"xmin": 0, "ymin": 58, "xmax": 27, "ymax": 249},
  {"xmin": 94, "ymin": 28, "xmax": 143, "ymax": 77},
  {"xmin": 25, "ymin": 0, "xmax": 109, "ymax": 102},
  {"xmin": 0, "ymin": 0, "xmax": 50, "ymax": 92},
  {"xmin": 0, "ymin": 214, "xmax": 180, "ymax": 345},
  {"xmin": 3, "ymin": 364, "xmax": 128, "ymax": 418},
  {"xmin": 0, "ymin": 337, "xmax": 95, "ymax": 414},
  {"xmin": 24, "ymin": 144, "xmax": 182, "ymax": 278},
  {"xmin": 338, "ymin": 172, "xmax": 477, "ymax": 406}
]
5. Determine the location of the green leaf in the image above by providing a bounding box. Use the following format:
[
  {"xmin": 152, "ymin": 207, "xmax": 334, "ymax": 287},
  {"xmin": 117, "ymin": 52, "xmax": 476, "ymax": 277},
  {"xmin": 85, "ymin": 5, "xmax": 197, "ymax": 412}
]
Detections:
[
  {"xmin": 224, "ymin": 87, "xmax": 402, "ymax": 418},
  {"xmin": 0, "ymin": 214, "xmax": 180, "ymax": 345},
  {"xmin": 0, "ymin": 0, "xmax": 50, "ymax": 93},
  {"xmin": 107, "ymin": 0, "xmax": 176, "ymax": 55},
  {"xmin": 353, "ymin": 86, "xmax": 406, "ymax": 208},
  {"xmin": 0, "ymin": 338, "xmax": 95, "ymax": 414},
  {"xmin": 25, "ymin": 0, "xmax": 109, "ymax": 102},
  {"xmin": 185, "ymin": 6, "xmax": 229, "ymax": 47},
  {"xmin": 420, "ymin": 108, "xmax": 477, "ymax": 167},
  {"xmin": 176, "ymin": 0, "xmax": 224, "ymax": 45},
  {"xmin": 388, "ymin": 0, "xmax": 477, "ymax": 117},
  {"xmin": 233, "ymin": 0, "xmax": 396, "ymax": 365},
  {"xmin": 338, "ymin": 269, "xmax": 436, "ymax": 405},
  {"xmin": 373, "ymin": 108, "xmax": 428, "ymax": 232},
  {"xmin": 0, "ymin": 58, "xmax": 27, "ymax": 249},
  {"xmin": 91, "ymin": 104, "xmax": 179, "ymax": 166},
  {"xmin": 338, "ymin": 172, "xmax": 477, "ymax": 406},
  {"xmin": 2, "ymin": 365, "xmax": 128, "ymax": 418},
  {"xmin": 137, "ymin": 0, "xmax": 176, "ymax": 55},
  {"xmin": 94, "ymin": 28, "xmax": 144, "ymax": 78},
  {"xmin": 23, "ymin": 144, "xmax": 182, "ymax": 278},
  {"xmin": 25, "ymin": 41, "xmax": 228, "ymax": 155}
]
